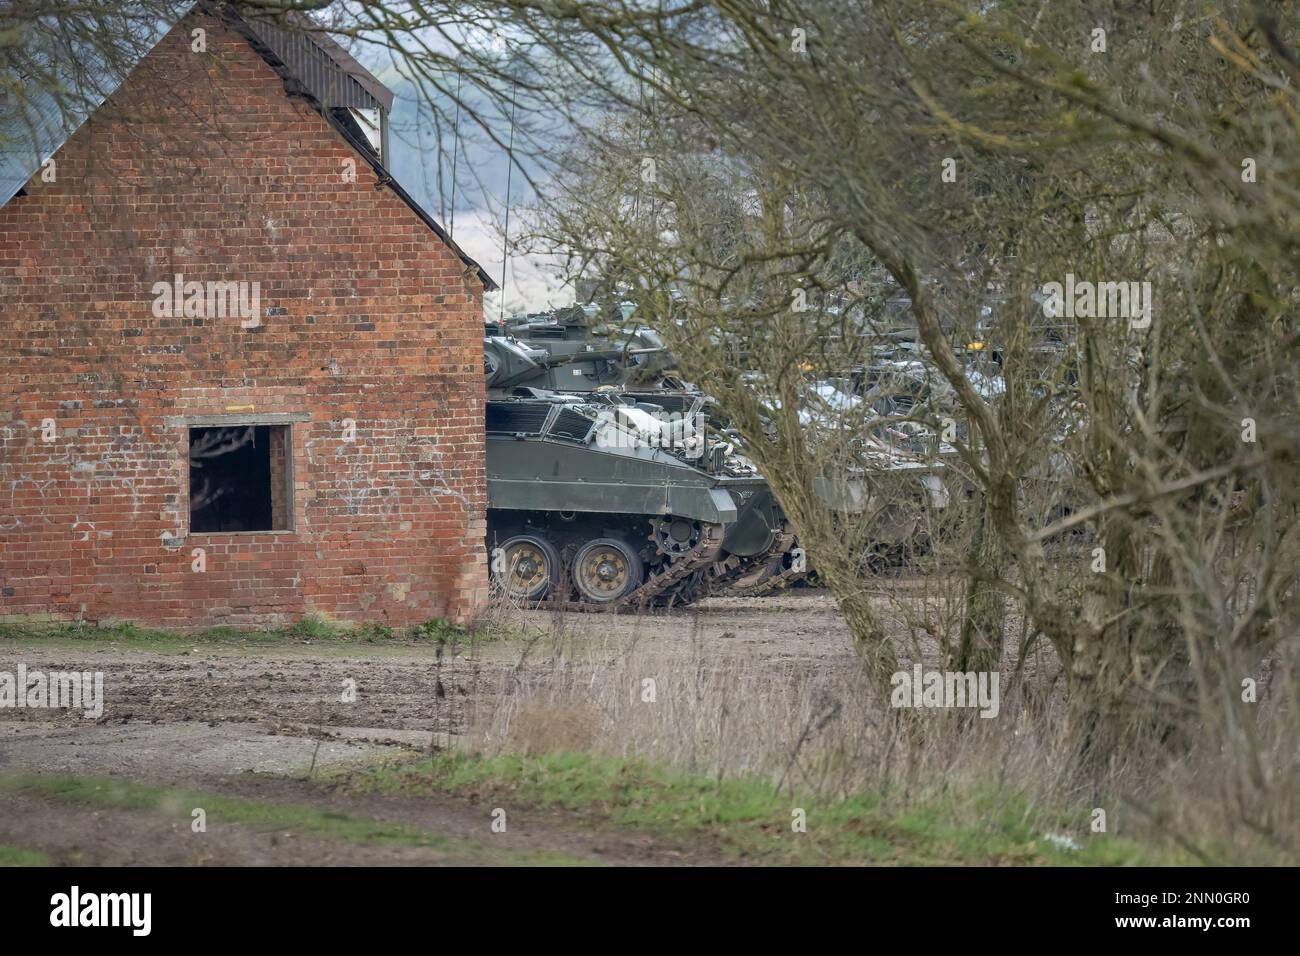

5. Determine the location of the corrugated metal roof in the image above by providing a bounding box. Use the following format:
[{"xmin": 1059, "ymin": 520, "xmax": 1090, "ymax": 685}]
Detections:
[
  {"xmin": 0, "ymin": 1, "xmax": 197, "ymax": 207},
  {"xmin": 245, "ymin": 14, "xmax": 394, "ymax": 113}
]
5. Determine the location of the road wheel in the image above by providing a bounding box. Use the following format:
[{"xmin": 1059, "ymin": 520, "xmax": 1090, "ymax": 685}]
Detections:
[
  {"xmin": 572, "ymin": 537, "xmax": 644, "ymax": 604},
  {"xmin": 493, "ymin": 534, "xmax": 561, "ymax": 601}
]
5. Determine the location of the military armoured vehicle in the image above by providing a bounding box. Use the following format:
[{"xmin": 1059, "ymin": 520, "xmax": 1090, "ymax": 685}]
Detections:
[
  {"xmin": 490, "ymin": 305, "xmax": 694, "ymax": 406},
  {"xmin": 483, "ymin": 329, "xmax": 792, "ymax": 608},
  {"xmin": 482, "ymin": 304, "xmax": 963, "ymax": 605}
]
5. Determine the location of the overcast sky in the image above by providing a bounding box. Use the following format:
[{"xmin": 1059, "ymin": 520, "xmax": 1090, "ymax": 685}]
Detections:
[{"xmin": 370, "ymin": 57, "xmax": 572, "ymax": 318}]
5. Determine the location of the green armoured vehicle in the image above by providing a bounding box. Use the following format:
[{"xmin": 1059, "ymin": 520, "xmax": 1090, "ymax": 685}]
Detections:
[
  {"xmin": 489, "ymin": 305, "xmax": 693, "ymax": 405},
  {"xmin": 483, "ymin": 326, "xmax": 793, "ymax": 608}
]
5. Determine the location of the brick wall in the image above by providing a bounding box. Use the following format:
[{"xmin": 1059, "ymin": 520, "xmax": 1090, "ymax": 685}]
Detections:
[{"xmin": 0, "ymin": 13, "xmax": 488, "ymax": 629}]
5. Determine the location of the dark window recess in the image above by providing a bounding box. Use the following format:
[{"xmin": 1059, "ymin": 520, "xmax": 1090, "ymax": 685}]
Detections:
[{"xmin": 188, "ymin": 425, "xmax": 291, "ymax": 533}]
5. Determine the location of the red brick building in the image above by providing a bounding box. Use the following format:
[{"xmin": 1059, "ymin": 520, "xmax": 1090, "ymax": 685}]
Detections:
[{"xmin": 0, "ymin": 6, "xmax": 492, "ymax": 629}]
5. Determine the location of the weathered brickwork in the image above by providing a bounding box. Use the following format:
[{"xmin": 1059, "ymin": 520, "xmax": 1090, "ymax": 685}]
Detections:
[{"xmin": 0, "ymin": 13, "xmax": 488, "ymax": 628}]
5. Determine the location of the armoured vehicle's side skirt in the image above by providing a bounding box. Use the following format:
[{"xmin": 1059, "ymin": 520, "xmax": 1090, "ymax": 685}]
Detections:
[{"xmin": 488, "ymin": 478, "xmax": 738, "ymax": 525}]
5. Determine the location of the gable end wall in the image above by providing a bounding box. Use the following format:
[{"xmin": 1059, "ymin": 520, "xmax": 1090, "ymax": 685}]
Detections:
[{"xmin": 0, "ymin": 12, "xmax": 488, "ymax": 629}]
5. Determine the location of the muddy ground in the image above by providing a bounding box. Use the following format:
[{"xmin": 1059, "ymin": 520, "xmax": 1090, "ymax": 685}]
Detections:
[{"xmin": 0, "ymin": 592, "xmax": 859, "ymax": 866}]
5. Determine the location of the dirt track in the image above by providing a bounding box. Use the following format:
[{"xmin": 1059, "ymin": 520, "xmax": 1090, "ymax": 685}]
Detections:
[
  {"xmin": 518, "ymin": 591, "xmax": 860, "ymax": 662},
  {"xmin": 0, "ymin": 593, "xmax": 852, "ymax": 865}
]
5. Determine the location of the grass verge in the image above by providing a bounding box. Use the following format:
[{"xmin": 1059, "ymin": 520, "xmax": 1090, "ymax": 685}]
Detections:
[
  {"xmin": 348, "ymin": 750, "xmax": 1198, "ymax": 866},
  {"xmin": 0, "ymin": 774, "xmax": 591, "ymax": 866},
  {"xmin": 0, "ymin": 845, "xmax": 49, "ymax": 866},
  {"xmin": 0, "ymin": 773, "xmax": 456, "ymax": 848},
  {"xmin": 0, "ymin": 615, "xmax": 506, "ymax": 653}
]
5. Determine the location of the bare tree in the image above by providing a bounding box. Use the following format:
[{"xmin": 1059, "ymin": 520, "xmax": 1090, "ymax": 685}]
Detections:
[{"xmin": 501, "ymin": 0, "xmax": 1297, "ymax": 837}]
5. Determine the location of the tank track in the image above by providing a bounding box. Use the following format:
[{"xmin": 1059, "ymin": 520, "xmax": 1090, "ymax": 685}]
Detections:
[
  {"xmin": 702, "ymin": 523, "xmax": 798, "ymax": 596},
  {"xmin": 644, "ymin": 523, "xmax": 799, "ymax": 606},
  {"xmin": 546, "ymin": 521, "xmax": 725, "ymax": 613},
  {"xmin": 728, "ymin": 562, "xmax": 808, "ymax": 597}
]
